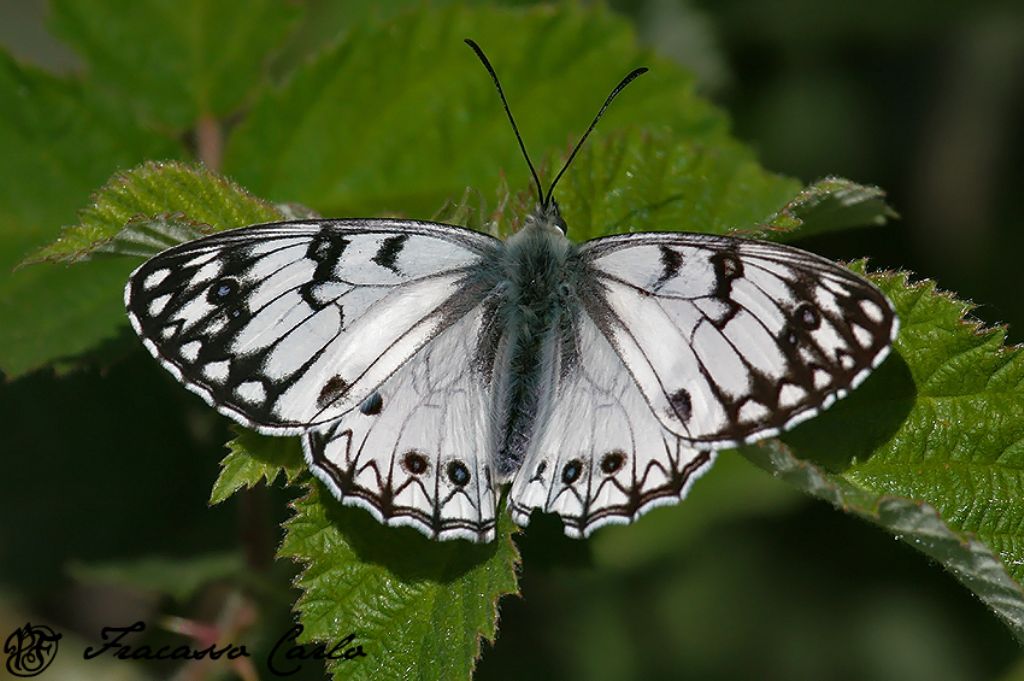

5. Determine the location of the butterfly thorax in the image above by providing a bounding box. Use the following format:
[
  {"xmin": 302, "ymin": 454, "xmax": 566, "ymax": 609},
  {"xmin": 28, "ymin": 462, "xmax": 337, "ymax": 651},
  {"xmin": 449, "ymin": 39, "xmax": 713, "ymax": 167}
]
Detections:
[{"xmin": 492, "ymin": 205, "xmax": 575, "ymax": 480}]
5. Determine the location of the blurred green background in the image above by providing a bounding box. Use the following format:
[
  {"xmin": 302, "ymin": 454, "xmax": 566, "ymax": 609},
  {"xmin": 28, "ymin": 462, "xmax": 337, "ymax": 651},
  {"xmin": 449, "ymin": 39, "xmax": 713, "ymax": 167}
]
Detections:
[{"xmin": 1, "ymin": 1, "xmax": 1022, "ymax": 680}]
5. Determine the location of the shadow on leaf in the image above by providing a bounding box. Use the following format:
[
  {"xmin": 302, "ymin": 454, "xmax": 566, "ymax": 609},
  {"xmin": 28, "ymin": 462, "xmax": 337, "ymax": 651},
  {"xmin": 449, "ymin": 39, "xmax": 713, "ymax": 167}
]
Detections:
[
  {"xmin": 780, "ymin": 349, "xmax": 916, "ymax": 472},
  {"xmin": 317, "ymin": 482, "xmax": 509, "ymax": 584}
]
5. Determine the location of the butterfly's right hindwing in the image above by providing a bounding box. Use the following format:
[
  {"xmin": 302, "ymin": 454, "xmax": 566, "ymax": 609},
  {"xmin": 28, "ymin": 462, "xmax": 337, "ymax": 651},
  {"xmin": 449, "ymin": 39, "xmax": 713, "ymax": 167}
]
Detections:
[
  {"xmin": 303, "ymin": 300, "xmax": 503, "ymax": 542},
  {"xmin": 125, "ymin": 219, "xmax": 501, "ymax": 434}
]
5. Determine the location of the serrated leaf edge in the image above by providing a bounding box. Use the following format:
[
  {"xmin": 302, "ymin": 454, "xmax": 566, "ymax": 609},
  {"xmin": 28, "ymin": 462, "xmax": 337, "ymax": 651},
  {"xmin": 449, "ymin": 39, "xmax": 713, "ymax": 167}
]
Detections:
[
  {"xmin": 746, "ymin": 439, "xmax": 1024, "ymax": 642},
  {"xmin": 19, "ymin": 160, "xmax": 280, "ymax": 266}
]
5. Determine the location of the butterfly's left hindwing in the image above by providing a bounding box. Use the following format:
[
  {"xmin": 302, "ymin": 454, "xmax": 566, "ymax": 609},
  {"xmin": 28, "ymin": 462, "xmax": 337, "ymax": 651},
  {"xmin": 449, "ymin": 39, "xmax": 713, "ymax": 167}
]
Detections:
[
  {"xmin": 125, "ymin": 219, "xmax": 501, "ymax": 434},
  {"xmin": 509, "ymin": 313, "xmax": 716, "ymax": 538}
]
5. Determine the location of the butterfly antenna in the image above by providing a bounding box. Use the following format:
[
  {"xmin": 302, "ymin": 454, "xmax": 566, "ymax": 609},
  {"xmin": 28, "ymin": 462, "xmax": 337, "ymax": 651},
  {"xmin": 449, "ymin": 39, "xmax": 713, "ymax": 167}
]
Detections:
[
  {"xmin": 544, "ymin": 66, "xmax": 648, "ymax": 207},
  {"xmin": 464, "ymin": 38, "xmax": 545, "ymax": 208}
]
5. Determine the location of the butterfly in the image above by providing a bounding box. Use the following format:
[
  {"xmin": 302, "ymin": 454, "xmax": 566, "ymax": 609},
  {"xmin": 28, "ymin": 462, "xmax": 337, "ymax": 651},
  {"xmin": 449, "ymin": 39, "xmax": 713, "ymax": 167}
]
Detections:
[{"xmin": 124, "ymin": 41, "xmax": 898, "ymax": 543}]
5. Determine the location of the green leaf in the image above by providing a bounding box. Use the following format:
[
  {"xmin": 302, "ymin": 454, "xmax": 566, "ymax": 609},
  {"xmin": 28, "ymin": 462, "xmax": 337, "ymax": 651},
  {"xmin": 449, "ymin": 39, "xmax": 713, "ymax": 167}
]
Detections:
[
  {"xmin": 211, "ymin": 430, "xmax": 305, "ymax": 506},
  {"xmin": 470, "ymin": 125, "xmax": 800, "ymax": 241},
  {"xmin": 0, "ymin": 52, "xmax": 179, "ymax": 378},
  {"xmin": 745, "ymin": 270, "xmax": 1024, "ymax": 641},
  {"xmin": 49, "ymin": 216, "xmax": 214, "ymax": 263},
  {"xmin": 26, "ymin": 161, "xmax": 284, "ymax": 264},
  {"xmin": 279, "ymin": 482, "xmax": 520, "ymax": 681},
  {"xmin": 267, "ymin": 0, "xmax": 449, "ymax": 81},
  {"xmin": 751, "ymin": 176, "xmax": 897, "ymax": 241},
  {"xmin": 224, "ymin": 4, "xmax": 729, "ymax": 217},
  {"xmin": 746, "ymin": 441, "xmax": 1024, "ymax": 642},
  {"xmin": 553, "ymin": 126, "xmax": 801, "ymax": 239},
  {"xmin": 50, "ymin": 0, "xmax": 302, "ymax": 129},
  {"xmin": 69, "ymin": 552, "xmax": 245, "ymax": 602}
]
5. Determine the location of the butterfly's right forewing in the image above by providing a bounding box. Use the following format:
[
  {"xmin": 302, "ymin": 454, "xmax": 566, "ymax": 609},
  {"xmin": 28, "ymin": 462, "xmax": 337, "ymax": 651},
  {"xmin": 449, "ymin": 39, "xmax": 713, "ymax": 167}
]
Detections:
[{"xmin": 125, "ymin": 219, "xmax": 501, "ymax": 434}]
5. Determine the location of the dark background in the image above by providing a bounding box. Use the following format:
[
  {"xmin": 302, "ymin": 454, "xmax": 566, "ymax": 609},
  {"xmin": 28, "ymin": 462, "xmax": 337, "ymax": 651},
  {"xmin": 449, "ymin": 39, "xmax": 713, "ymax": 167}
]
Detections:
[{"xmin": 1, "ymin": 1, "xmax": 1022, "ymax": 680}]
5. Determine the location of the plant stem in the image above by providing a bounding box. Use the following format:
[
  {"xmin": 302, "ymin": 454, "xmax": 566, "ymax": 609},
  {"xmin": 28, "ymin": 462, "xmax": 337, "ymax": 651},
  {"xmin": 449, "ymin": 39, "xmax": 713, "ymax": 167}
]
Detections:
[{"xmin": 196, "ymin": 114, "xmax": 223, "ymax": 171}]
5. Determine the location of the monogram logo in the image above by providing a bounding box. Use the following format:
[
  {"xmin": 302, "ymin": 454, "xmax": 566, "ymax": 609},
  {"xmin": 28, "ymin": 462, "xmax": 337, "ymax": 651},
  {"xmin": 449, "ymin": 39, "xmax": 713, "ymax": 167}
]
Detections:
[{"xmin": 3, "ymin": 623, "xmax": 62, "ymax": 677}]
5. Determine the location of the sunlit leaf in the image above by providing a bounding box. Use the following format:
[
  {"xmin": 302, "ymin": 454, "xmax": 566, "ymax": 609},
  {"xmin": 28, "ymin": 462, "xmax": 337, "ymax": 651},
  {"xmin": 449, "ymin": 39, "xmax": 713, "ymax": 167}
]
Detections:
[{"xmin": 50, "ymin": 0, "xmax": 301, "ymax": 128}]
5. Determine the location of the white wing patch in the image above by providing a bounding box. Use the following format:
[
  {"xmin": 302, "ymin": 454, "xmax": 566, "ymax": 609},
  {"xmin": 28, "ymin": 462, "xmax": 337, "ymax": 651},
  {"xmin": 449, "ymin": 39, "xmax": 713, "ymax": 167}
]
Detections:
[
  {"xmin": 510, "ymin": 315, "xmax": 715, "ymax": 538},
  {"xmin": 303, "ymin": 305, "xmax": 499, "ymax": 542}
]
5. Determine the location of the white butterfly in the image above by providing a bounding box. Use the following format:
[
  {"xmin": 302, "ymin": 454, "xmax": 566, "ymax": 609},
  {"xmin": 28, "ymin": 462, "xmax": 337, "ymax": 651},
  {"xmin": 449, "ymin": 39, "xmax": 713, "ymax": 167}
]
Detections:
[{"xmin": 124, "ymin": 42, "xmax": 898, "ymax": 543}]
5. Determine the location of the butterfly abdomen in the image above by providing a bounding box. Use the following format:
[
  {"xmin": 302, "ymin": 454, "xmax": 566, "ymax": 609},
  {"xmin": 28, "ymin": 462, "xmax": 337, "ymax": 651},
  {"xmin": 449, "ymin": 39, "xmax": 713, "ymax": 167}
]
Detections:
[{"xmin": 492, "ymin": 223, "xmax": 575, "ymax": 478}]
